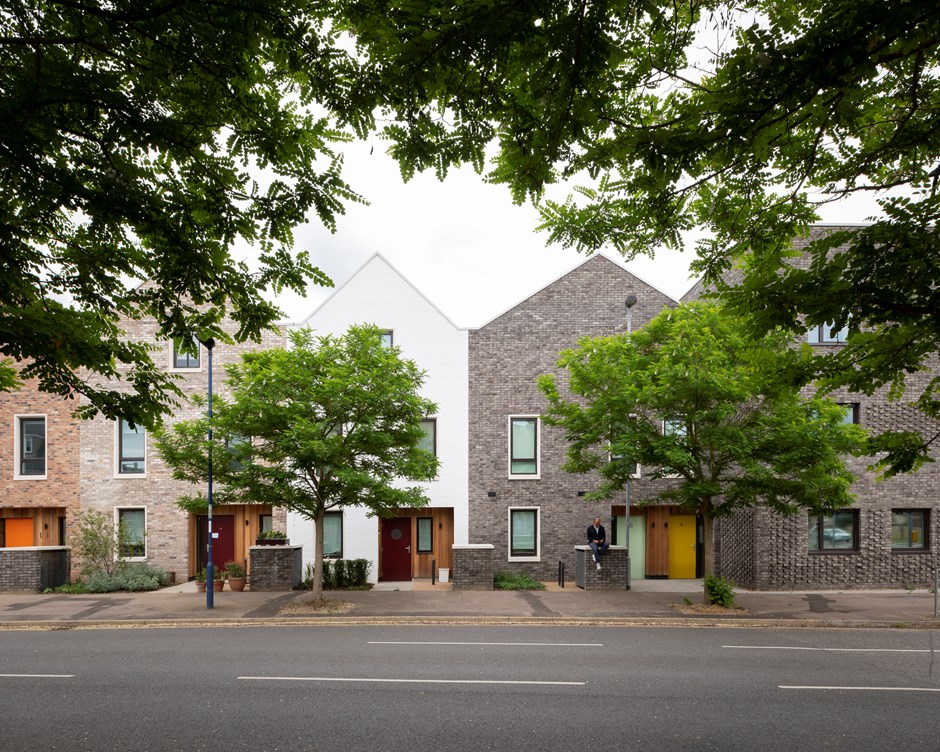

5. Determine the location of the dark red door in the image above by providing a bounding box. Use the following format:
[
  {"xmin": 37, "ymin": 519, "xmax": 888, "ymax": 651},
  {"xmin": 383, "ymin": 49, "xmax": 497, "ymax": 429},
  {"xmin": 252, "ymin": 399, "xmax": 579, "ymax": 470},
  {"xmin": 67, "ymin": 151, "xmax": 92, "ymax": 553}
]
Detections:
[
  {"xmin": 198, "ymin": 514, "xmax": 236, "ymax": 571},
  {"xmin": 381, "ymin": 517, "xmax": 412, "ymax": 581}
]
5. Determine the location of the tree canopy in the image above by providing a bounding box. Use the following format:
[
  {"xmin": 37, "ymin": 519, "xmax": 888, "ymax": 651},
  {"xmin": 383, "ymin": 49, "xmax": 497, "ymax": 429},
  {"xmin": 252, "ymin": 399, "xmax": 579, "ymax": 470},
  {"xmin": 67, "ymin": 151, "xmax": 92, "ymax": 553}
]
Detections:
[
  {"xmin": 344, "ymin": 1, "xmax": 940, "ymax": 469},
  {"xmin": 538, "ymin": 302, "xmax": 865, "ymax": 591},
  {"xmin": 1, "ymin": 1, "xmax": 373, "ymax": 426},
  {"xmin": 155, "ymin": 325, "xmax": 438, "ymax": 597}
]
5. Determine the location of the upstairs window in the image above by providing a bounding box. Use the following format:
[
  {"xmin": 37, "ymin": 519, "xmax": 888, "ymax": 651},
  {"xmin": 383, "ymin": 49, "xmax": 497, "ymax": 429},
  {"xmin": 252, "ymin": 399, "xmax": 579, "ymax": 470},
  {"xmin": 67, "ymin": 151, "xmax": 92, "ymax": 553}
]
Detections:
[
  {"xmin": 16, "ymin": 416, "xmax": 46, "ymax": 478},
  {"xmin": 509, "ymin": 417, "xmax": 539, "ymax": 478},
  {"xmin": 118, "ymin": 419, "xmax": 146, "ymax": 475},
  {"xmin": 379, "ymin": 330, "xmax": 393, "ymax": 348},
  {"xmin": 807, "ymin": 321, "xmax": 849, "ymax": 344},
  {"xmin": 418, "ymin": 419, "xmax": 437, "ymax": 456},
  {"xmin": 172, "ymin": 337, "xmax": 201, "ymax": 369}
]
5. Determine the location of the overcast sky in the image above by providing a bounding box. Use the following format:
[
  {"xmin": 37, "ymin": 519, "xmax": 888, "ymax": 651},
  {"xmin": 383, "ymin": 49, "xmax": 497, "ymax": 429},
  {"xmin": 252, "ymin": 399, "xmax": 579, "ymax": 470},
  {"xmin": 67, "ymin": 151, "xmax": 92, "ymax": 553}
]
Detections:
[
  {"xmin": 271, "ymin": 139, "xmax": 882, "ymax": 329},
  {"xmin": 271, "ymin": 140, "xmax": 696, "ymax": 329}
]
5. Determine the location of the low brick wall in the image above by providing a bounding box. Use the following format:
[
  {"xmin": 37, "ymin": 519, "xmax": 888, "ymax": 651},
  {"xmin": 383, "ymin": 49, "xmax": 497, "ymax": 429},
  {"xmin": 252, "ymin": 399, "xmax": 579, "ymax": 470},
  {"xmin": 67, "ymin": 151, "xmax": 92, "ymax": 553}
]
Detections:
[
  {"xmin": 248, "ymin": 545, "xmax": 302, "ymax": 591},
  {"xmin": 452, "ymin": 544, "xmax": 494, "ymax": 590},
  {"xmin": 0, "ymin": 547, "xmax": 71, "ymax": 592},
  {"xmin": 576, "ymin": 545, "xmax": 628, "ymax": 590}
]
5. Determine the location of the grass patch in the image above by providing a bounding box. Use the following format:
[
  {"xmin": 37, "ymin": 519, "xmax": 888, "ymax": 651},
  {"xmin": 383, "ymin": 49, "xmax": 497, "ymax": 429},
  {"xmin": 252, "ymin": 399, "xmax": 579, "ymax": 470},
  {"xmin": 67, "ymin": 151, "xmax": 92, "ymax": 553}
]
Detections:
[{"xmin": 494, "ymin": 571, "xmax": 546, "ymax": 590}]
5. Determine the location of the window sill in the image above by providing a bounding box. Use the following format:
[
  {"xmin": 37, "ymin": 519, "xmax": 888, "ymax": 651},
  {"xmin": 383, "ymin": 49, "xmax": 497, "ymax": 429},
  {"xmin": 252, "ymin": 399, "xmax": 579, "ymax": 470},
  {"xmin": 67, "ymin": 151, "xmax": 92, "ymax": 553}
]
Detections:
[
  {"xmin": 891, "ymin": 548, "xmax": 931, "ymax": 554},
  {"xmin": 508, "ymin": 555, "xmax": 540, "ymax": 562},
  {"xmin": 809, "ymin": 549, "xmax": 860, "ymax": 555}
]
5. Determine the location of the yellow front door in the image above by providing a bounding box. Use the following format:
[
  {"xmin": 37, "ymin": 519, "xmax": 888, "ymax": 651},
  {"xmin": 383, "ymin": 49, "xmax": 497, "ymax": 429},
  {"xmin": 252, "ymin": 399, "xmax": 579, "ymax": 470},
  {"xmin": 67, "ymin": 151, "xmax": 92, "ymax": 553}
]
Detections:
[{"xmin": 668, "ymin": 515, "xmax": 697, "ymax": 578}]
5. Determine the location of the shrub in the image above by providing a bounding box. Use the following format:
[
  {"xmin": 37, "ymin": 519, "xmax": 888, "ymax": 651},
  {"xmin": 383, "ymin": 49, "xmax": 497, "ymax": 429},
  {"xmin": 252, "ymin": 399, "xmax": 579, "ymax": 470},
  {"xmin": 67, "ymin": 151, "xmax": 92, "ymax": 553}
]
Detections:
[
  {"xmin": 84, "ymin": 563, "xmax": 171, "ymax": 593},
  {"xmin": 44, "ymin": 582, "xmax": 89, "ymax": 594},
  {"xmin": 494, "ymin": 571, "xmax": 546, "ymax": 590},
  {"xmin": 347, "ymin": 558, "xmax": 371, "ymax": 587},
  {"xmin": 311, "ymin": 558, "xmax": 371, "ymax": 590},
  {"xmin": 704, "ymin": 574, "xmax": 737, "ymax": 608},
  {"xmin": 70, "ymin": 510, "xmax": 137, "ymax": 576}
]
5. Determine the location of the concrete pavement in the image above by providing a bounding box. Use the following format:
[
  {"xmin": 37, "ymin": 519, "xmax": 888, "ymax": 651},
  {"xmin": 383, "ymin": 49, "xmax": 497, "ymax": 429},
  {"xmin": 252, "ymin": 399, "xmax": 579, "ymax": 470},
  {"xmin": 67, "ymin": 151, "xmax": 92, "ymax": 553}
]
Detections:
[{"xmin": 1, "ymin": 578, "xmax": 938, "ymax": 629}]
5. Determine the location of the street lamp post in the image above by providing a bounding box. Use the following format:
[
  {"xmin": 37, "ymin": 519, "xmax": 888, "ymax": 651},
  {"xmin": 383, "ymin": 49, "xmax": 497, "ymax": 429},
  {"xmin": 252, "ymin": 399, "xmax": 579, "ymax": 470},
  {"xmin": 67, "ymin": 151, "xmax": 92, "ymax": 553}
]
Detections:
[
  {"xmin": 624, "ymin": 294, "xmax": 637, "ymax": 591},
  {"xmin": 204, "ymin": 337, "xmax": 215, "ymax": 609}
]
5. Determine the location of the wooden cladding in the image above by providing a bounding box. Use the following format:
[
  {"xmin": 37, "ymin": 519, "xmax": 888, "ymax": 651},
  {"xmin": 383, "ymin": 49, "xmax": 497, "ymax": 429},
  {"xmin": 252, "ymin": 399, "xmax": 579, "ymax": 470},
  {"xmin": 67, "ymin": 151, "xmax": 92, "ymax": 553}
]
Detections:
[
  {"xmin": 383, "ymin": 508, "xmax": 454, "ymax": 579},
  {"xmin": 0, "ymin": 507, "xmax": 66, "ymax": 547}
]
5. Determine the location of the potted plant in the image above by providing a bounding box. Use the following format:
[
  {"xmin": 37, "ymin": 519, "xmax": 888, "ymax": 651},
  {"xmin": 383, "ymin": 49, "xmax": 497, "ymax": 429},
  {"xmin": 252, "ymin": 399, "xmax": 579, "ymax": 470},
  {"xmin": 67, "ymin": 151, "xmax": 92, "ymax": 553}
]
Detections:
[
  {"xmin": 194, "ymin": 568, "xmax": 207, "ymax": 593},
  {"xmin": 256, "ymin": 530, "xmax": 289, "ymax": 546},
  {"xmin": 224, "ymin": 561, "xmax": 247, "ymax": 591},
  {"xmin": 212, "ymin": 566, "xmax": 225, "ymax": 592}
]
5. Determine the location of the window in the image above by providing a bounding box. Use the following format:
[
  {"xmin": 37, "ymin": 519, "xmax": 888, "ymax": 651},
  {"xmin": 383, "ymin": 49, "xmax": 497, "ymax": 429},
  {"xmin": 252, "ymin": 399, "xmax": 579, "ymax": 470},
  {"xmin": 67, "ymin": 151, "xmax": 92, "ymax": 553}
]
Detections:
[
  {"xmin": 417, "ymin": 517, "xmax": 433, "ymax": 553},
  {"xmin": 117, "ymin": 508, "xmax": 146, "ymax": 559},
  {"xmin": 418, "ymin": 419, "xmax": 437, "ymax": 456},
  {"xmin": 172, "ymin": 337, "xmax": 201, "ymax": 369},
  {"xmin": 226, "ymin": 434, "xmax": 250, "ymax": 472},
  {"xmin": 662, "ymin": 418, "xmax": 686, "ymax": 478},
  {"xmin": 259, "ymin": 514, "xmax": 273, "ymax": 534},
  {"xmin": 807, "ymin": 321, "xmax": 849, "ymax": 344},
  {"xmin": 118, "ymin": 419, "xmax": 145, "ymax": 475},
  {"xmin": 379, "ymin": 330, "xmax": 393, "ymax": 347},
  {"xmin": 16, "ymin": 416, "xmax": 46, "ymax": 477},
  {"xmin": 509, "ymin": 417, "xmax": 539, "ymax": 478},
  {"xmin": 323, "ymin": 512, "xmax": 343, "ymax": 558},
  {"xmin": 509, "ymin": 508, "xmax": 539, "ymax": 559},
  {"xmin": 809, "ymin": 510, "xmax": 858, "ymax": 551},
  {"xmin": 892, "ymin": 510, "xmax": 928, "ymax": 550},
  {"xmin": 838, "ymin": 403, "xmax": 860, "ymax": 424}
]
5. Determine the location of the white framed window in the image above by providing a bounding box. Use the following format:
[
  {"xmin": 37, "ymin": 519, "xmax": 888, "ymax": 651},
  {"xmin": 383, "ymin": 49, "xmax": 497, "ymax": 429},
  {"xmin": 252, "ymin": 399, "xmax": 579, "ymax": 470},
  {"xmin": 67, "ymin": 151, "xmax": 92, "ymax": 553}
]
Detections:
[
  {"xmin": 662, "ymin": 418, "xmax": 686, "ymax": 478},
  {"xmin": 508, "ymin": 507, "xmax": 540, "ymax": 561},
  {"xmin": 323, "ymin": 512, "xmax": 343, "ymax": 558},
  {"xmin": 807, "ymin": 321, "xmax": 849, "ymax": 344},
  {"xmin": 170, "ymin": 336, "xmax": 201, "ymax": 371},
  {"xmin": 14, "ymin": 415, "xmax": 47, "ymax": 479},
  {"xmin": 509, "ymin": 416, "xmax": 540, "ymax": 479},
  {"xmin": 116, "ymin": 507, "xmax": 146, "ymax": 560},
  {"xmin": 117, "ymin": 419, "xmax": 146, "ymax": 476},
  {"xmin": 418, "ymin": 418, "xmax": 437, "ymax": 456}
]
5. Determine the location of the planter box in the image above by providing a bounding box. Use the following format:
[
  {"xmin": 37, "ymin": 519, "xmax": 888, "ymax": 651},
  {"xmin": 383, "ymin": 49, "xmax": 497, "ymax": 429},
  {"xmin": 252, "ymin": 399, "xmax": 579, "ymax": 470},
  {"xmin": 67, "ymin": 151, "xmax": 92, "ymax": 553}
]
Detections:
[{"xmin": 255, "ymin": 538, "xmax": 289, "ymax": 546}]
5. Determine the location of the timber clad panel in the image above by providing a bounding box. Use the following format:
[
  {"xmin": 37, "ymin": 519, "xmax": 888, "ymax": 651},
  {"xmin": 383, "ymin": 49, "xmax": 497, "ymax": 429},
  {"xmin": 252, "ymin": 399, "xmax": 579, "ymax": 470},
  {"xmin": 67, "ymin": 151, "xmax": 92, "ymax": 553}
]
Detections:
[
  {"xmin": 382, "ymin": 508, "xmax": 454, "ymax": 579},
  {"xmin": 645, "ymin": 507, "xmax": 670, "ymax": 577}
]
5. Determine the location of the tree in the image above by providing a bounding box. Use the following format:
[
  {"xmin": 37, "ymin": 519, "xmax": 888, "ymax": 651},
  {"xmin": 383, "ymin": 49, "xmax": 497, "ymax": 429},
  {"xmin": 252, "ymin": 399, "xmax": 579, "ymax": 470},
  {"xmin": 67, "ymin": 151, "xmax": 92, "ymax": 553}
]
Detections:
[
  {"xmin": 537, "ymin": 302, "xmax": 864, "ymax": 599},
  {"xmin": 344, "ymin": 2, "xmax": 940, "ymax": 470},
  {"xmin": 1, "ymin": 1, "xmax": 372, "ymax": 426},
  {"xmin": 155, "ymin": 325, "xmax": 439, "ymax": 598}
]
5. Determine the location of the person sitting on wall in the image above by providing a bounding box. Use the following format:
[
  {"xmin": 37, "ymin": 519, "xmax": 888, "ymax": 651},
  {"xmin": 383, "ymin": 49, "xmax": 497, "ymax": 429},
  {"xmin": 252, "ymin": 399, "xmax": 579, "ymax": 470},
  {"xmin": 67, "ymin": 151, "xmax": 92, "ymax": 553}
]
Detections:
[{"xmin": 587, "ymin": 516, "xmax": 609, "ymax": 571}]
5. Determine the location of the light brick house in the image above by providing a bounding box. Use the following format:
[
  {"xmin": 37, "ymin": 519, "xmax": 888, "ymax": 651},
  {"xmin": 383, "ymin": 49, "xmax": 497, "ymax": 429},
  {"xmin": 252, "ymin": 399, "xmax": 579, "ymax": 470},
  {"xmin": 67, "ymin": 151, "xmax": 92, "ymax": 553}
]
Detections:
[
  {"xmin": 287, "ymin": 254, "xmax": 469, "ymax": 583},
  {"xmin": 73, "ymin": 291, "xmax": 289, "ymax": 582}
]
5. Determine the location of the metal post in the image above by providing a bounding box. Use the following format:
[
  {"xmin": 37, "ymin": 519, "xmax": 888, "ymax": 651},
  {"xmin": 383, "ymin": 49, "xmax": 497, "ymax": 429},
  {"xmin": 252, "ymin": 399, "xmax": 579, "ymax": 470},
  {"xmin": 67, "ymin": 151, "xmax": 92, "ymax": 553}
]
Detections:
[
  {"xmin": 934, "ymin": 568, "xmax": 938, "ymax": 618},
  {"xmin": 204, "ymin": 337, "xmax": 215, "ymax": 609},
  {"xmin": 432, "ymin": 559, "xmax": 436, "ymax": 586},
  {"xmin": 624, "ymin": 294, "xmax": 637, "ymax": 592}
]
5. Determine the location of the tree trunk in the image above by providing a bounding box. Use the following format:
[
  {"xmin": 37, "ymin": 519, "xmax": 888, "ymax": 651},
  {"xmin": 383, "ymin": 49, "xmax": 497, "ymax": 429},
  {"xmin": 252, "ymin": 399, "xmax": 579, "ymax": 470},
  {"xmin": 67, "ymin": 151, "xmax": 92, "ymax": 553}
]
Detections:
[
  {"xmin": 312, "ymin": 508, "xmax": 325, "ymax": 600},
  {"xmin": 702, "ymin": 509, "xmax": 715, "ymax": 604}
]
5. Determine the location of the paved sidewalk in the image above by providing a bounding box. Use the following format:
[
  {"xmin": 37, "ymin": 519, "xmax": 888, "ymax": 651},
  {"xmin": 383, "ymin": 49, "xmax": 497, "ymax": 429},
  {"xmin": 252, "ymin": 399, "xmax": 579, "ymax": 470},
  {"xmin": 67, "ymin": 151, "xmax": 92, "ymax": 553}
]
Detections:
[{"xmin": 0, "ymin": 578, "xmax": 938, "ymax": 628}]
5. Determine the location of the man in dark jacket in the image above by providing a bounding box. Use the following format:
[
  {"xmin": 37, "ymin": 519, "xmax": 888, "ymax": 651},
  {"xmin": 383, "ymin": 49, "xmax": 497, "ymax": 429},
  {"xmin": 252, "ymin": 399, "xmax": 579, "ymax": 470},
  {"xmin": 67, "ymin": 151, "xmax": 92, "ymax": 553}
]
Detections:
[{"xmin": 587, "ymin": 517, "xmax": 609, "ymax": 570}]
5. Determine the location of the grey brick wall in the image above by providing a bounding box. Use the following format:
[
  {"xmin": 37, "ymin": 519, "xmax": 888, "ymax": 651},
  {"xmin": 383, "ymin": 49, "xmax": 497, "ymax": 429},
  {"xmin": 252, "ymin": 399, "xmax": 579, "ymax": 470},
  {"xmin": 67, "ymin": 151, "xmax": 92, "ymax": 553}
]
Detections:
[
  {"xmin": 469, "ymin": 255, "xmax": 678, "ymax": 581},
  {"xmin": 452, "ymin": 545, "xmax": 494, "ymax": 590},
  {"xmin": 248, "ymin": 545, "xmax": 302, "ymax": 590},
  {"xmin": 702, "ymin": 226, "xmax": 940, "ymax": 589}
]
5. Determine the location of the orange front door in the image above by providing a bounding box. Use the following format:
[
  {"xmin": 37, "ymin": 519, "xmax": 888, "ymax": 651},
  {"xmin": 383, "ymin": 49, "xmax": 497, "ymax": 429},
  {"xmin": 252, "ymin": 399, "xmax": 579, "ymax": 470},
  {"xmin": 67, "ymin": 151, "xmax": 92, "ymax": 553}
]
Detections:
[{"xmin": 5, "ymin": 518, "xmax": 34, "ymax": 547}]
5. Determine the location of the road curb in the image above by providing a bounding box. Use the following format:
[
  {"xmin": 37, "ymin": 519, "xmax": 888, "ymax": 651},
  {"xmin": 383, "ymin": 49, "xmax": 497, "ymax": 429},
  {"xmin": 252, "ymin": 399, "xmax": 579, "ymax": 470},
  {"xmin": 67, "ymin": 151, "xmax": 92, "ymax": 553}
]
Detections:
[{"xmin": 1, "ymin": 615, "xmax": 938, "ymax": 630}]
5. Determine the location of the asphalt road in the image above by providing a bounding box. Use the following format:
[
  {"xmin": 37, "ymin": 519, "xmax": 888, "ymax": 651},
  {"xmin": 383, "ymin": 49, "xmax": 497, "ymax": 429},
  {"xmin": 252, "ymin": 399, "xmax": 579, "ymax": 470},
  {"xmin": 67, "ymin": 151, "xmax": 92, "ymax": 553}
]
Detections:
[{"xmin": 1, "ymin": 625, "xmax": 938, "ymax": 751}]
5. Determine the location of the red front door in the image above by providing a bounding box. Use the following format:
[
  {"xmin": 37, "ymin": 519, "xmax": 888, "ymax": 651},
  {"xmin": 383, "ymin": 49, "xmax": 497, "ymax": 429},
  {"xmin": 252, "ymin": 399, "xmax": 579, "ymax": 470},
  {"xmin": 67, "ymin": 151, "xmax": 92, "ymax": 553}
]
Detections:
[
  {"xmin": 381, "ymin": 517, "xmax": 412, "ymax": 581},
  {"xmin": 198, "ymin": 514, "xmax": 236, "ymax": 571}
]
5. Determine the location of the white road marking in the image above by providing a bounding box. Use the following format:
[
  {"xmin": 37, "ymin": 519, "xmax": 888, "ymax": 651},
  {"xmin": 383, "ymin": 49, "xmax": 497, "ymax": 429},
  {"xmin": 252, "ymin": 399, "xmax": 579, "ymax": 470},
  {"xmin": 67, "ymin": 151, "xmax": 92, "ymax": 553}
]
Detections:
[
  {"xmin": 239, "ymin": 676, "xmax": 585, "ymax": 686},
  {"xmin": 368, "ymin": 641, "xmax": 602, "ymax": 647},
  {"xmin": 724, "ymin": 645, "xmax": 933, "ymax": 653},
  {"xmin": 780, "ymin": 685, "xmax": 940, "ymax": 693},
  {"xmin": 0, "ymin": 673, "xmax": 74, "ymax": 678}
]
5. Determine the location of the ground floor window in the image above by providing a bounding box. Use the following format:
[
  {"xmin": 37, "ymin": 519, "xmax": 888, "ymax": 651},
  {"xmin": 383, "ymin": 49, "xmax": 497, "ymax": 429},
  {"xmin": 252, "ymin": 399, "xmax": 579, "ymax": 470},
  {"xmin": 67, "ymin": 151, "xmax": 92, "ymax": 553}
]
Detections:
[
  {"xmin": 323, "ymin": 512, "xmax": 342, "ymax": 558},
  {"xmin": 509, "ymin": 507, "xmax": 539, "ymax": 559},
  {"xmin": 892, "ymin": 509, "xmax": 928, "ymax": 550},
  {"xmin": 417, "ymin": 517, "xmax": 433, "ymax": 553},
  {"xmin": 117, "ymin": 508, "xmax": 146, "ymax": 558},
  {"xmin": 808, "ymin": 510, "xmax": 858, "ymax": 551}
]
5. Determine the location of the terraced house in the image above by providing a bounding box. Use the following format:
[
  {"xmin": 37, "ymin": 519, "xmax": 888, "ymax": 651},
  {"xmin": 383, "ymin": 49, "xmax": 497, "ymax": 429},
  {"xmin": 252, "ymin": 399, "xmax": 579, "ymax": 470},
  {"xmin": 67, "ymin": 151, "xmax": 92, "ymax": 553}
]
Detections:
[{"xmin": 2, "ymin": 229, "xmax": 939, "ymax": 590}]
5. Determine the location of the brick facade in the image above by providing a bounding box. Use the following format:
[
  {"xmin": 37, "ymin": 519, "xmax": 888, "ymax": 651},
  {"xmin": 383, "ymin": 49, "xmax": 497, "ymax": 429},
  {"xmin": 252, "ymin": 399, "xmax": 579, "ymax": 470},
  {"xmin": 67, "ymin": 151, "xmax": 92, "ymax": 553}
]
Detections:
[
  {"xmin": 469, "ymin": 255, "xmax": 678, "ymax": 581},
  {"xmin": 79, "ymin": 296, "xmax": 288, "ymax": 579},
  {"xmin": 697, "ymin": 226, "xmax": 940, "ymax": 589}
]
